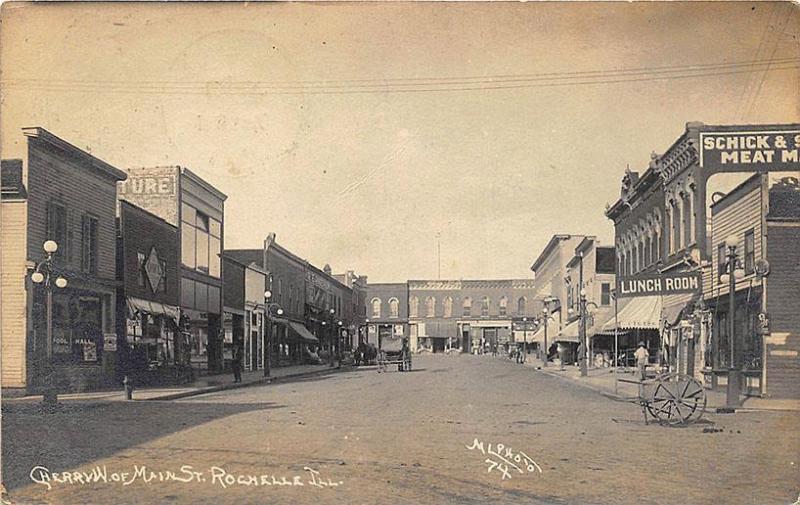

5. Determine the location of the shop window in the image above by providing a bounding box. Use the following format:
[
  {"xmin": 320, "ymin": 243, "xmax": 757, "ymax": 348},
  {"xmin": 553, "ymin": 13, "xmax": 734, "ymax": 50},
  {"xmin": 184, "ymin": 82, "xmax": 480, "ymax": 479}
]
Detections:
[
  {"xmin": 81, "ymin": 214, "xmax": 99, "ymax": 274},
  {"xmin": 208, "ymin": 285, "xmax": 221, "ymax": 314},
  {"xmin": 181, "ymin": 279, "xmax": 196, "ymax": 308},
  {"xmin": 744, "ymin": 228, "xmax": 755, "ymax": 274},
  {"xmin": 181, "ymin": 203, "xmax": 196, "ymax": 224}
]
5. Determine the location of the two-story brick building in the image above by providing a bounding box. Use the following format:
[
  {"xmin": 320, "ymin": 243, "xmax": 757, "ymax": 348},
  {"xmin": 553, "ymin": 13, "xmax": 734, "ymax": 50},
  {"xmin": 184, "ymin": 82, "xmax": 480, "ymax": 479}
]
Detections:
[
  {"xmin": 1, "ymin": 128, "xmax": 127, "ymax": 394},
  {"xmin": 118, "ymin": 166, "xmax": 227, "ymax": 373}
]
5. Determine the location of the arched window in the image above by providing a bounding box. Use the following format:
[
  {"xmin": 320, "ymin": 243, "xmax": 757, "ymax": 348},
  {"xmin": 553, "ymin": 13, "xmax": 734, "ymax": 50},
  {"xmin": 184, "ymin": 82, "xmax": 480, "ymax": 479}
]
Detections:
[
  {"xmin": 463, "ymin": 297, "xmax": 472, "ymax": 317},
  {"xmin": 499, "ymin": 296, "xmax": 508, "ymax": 316},
  {"xmin": 409, "ymin": 296, "xmax": 419, "ymax": 318},
  {"xmin": 517, "ymin": 296, "xmax": 526, "ymax": 315},
  {"xmin": 443, "ymin": 297, "xmax": 453, "ymax": 318},
  {"xmin": 389, "ymin": 298, "xmax": 399, "ymax": 318},
  {"xmin": 481, "ymin": 297, "xmax": 490, "ymax": 317},
  {"xmin": 371, "ymin": 298, "xmax": 382, "ymax": 318},
  {"xmin": 426, "ymin": 296, "xmax": 436, "ymax": 317},
  {"xmin": 672, "ymin": 199, "xmax": 681, "ymax": 252},
  {"xmin": 682, "ymin": 189, "xmax": 693, "ymax": 246}
]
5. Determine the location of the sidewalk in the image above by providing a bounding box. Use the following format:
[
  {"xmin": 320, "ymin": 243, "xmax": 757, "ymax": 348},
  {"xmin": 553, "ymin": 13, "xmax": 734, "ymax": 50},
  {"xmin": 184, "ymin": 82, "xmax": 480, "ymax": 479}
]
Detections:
[
  {"xmin": 5, "ymin": 361, "xmax": 352, "ymax": 404},
  {"xmin": 513, "ymin": 356, "xmax": 800, "ymax": 413}
]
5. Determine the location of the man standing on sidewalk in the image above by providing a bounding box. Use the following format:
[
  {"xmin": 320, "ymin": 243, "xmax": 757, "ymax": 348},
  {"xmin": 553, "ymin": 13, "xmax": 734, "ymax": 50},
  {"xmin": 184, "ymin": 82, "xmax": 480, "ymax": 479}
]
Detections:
[
  {"xmin": 232, "ymin": 344, "xmax": 243, "ymax": 383},
  {"xmin": 635, "ymin": 342, "xmax": 649, "ymax": 381}
]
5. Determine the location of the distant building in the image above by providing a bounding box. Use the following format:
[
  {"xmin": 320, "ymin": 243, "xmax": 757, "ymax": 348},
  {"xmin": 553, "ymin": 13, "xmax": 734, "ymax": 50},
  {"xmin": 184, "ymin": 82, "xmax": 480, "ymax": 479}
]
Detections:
[
  {"xmin": 365, "ymin": 283, "xmax": 409, "ymax": 350},
  {"xmin": 2, "ymin": 128, "xmax": 127, "ymax": 394}
]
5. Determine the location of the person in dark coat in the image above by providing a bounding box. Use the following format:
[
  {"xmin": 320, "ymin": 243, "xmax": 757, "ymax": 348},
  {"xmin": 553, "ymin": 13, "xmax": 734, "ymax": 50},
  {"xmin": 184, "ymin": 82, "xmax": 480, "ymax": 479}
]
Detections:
[{"xmin": 232, "ymin": 344, "xmax": 243, "ymax": 383}]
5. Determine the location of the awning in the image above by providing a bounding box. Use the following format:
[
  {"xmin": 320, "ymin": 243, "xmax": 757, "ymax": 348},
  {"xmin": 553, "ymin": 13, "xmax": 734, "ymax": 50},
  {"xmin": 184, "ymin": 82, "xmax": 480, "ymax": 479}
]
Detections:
[
  {"xmin": 661, "ymin": 292, "xmax": 698, "ymax": 327},
  {"xmin": 556, "ymin": 320, "xmax": 580, "ymax": 343},
  {"xmin": 288, "ymin": 322, "xmax": 319, "ymax": 343},
  {"xmin": 529, "ymin": 325, "xmax": 546, "ymax": 344},
  {"xmin": 601, "ymin": 295, "xmax": 662, "ymax": 332},
  {"xmin": 127, "ymin": 297, "xmax": 180, "ymax": 323}
]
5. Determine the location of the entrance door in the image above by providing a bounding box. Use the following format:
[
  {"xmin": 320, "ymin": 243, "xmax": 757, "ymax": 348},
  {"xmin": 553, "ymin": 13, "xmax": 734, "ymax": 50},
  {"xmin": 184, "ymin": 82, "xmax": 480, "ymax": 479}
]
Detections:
[{"xmin": 433, "ymin": 338, "xmax": 445, "ymax": 353}]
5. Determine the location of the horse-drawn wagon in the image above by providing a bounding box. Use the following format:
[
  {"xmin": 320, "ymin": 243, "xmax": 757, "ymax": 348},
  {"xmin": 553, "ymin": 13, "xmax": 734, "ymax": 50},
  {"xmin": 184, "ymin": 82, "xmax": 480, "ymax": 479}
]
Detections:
[{"xmin": 377, "ymin": 335, "xmax": 412, "ymax": 373}]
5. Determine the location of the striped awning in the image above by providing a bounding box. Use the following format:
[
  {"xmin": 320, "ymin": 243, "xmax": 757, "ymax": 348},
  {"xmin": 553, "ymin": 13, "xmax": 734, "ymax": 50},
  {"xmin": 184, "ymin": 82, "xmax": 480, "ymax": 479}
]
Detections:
[
  {"xmin": 601, "ymin": 295, "xmax": 662, "ymax": 332},
  {"xmin": 127, "ymin": 297, "xmax": 180, "ymax": 323},
  {"xmin": 288, "ymin": 322, "xmax": 319, "ymax": 343}
]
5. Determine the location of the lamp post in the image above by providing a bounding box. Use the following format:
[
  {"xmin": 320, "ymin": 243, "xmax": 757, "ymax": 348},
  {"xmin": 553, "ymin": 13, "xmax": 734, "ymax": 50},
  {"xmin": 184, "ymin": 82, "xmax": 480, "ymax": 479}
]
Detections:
[
  {"xmin": 720, "ymin": 234, "xmax": 746, "ymax": 409},
  {"xmin": 337, "ymin": 320, "xmax": 343, "ymax": 368},
  {"xmin": 611, "ymin": 287, "xmax": 619, "ymax": 395},
  {"xmin": 522, "ymin": 317, "xmax": 528, "ymax": 362},
  {"xmin": 541, "ymin": 307, "xmax": 550, "ymax": 368},
  {"xmin": 31, "ymin": 240, "xmax": 68, "ymax": 408},
  {"xmin": 263, "ymin": 290, "xmax": 284, "ymax": 378},
  {"xmin": 328, "ymin": 307, "xmax": 336, "ymax": 368}
]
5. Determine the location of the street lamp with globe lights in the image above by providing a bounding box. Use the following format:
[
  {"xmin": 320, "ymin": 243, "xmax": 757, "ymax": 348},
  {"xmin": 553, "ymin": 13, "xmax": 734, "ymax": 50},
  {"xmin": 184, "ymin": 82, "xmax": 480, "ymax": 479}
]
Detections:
[
  {"xmin": 263, "ymin": 290, "xmax": 284, "ymax": 378},
  {"xmin": 721, "ymin": 234, "xmax": 746, "ymax": 410},
  {"xmin": 578, "ymin": 288, "xmax": 599, "ymax": 377},
  {"xmin": 31, "ymin": 240, "xmax": 68, "ymax": 408}
]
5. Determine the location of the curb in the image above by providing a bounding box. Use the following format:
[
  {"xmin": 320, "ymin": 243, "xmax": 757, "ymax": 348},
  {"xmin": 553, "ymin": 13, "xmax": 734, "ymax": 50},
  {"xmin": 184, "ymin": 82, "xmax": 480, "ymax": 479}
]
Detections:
[
  {"xmin": 530, "ymin": 365, "xmax": 800, "ymax": 413},
  {"xmin": 142, "ymin": 364, "xmax": 354, "ymax": 401}
]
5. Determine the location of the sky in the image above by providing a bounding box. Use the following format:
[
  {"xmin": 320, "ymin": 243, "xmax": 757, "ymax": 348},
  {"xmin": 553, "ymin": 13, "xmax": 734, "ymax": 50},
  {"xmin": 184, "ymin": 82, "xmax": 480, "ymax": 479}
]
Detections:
[{"xmin": 1, "ymin": 2, "xmax": 798, "ymax": 282}]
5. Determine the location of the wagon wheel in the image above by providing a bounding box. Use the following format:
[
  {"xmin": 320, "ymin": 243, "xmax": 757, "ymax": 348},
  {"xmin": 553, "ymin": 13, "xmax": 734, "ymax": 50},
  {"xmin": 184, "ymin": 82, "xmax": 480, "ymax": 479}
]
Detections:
[{"xmin": 647, "ymin": 372, "xmax": 706, "ymax": 426}]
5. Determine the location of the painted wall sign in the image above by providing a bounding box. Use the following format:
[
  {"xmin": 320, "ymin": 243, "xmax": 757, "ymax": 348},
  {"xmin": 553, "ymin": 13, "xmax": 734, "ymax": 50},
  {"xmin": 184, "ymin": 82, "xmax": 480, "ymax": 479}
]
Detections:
[
  {"xmin": 616, "ymin": 272, "xmax": 701, "ymax": 298},
  {"xmin": 700, "ymin": 130, "xmax": 800, "ymax": 172},
  {"xmin": 117, "ymin": 167, "xmax": 180, "ymax": 225}
]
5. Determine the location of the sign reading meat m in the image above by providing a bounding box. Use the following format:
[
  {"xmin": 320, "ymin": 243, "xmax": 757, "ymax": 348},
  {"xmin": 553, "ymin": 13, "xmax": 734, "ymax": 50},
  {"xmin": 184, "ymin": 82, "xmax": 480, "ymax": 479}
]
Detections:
[{"xmin": 700, "ymin": 130, "xmax": 800, "ymax": 172}]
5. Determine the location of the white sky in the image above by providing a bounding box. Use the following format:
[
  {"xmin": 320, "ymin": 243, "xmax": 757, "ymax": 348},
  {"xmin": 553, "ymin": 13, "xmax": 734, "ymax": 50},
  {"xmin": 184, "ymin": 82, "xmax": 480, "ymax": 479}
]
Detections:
[{"xmin": 2, "ymin": 2, "xmax": 798, "ymax": 282}]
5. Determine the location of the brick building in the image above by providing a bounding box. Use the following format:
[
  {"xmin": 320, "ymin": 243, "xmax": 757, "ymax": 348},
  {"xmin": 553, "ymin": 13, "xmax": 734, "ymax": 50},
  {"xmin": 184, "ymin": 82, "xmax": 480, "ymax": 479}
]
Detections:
[
  {"xmin": 116, "ymin": 200, "xmax": 185, "ymax": 385},
  {"xmin": 1, "ymin": 128, "xmax": 127, "ymax": 394},
  {"xmin": 118, "ymin": 166, "xmax": 227, "ymax": 373},
  {"xmin": 366, "ymin": 283, "xmax": 409, "ymax": 349}
]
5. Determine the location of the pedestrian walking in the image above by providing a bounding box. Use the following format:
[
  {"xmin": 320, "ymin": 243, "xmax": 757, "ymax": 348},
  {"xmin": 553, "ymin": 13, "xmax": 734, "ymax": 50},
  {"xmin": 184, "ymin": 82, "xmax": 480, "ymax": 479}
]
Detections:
[
  {"xmin": 634, "ymin": 341, "xmax": 649, "ymax": 381},
  {"xmin": 232, "ymin": 343, "xmax": 243, "ymax": 383}
]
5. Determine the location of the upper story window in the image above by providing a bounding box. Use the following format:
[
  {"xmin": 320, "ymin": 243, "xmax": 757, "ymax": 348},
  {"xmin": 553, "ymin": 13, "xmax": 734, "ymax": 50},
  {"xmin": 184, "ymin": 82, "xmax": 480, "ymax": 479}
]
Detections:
[
  {"xmin": 717, "ymin": 243, "xmax": 727, "ymax": 277},
  {"xmin": 682, "ymin": 191, "xmax": 693, "ymax": 246},
  {"xmin": 426, "ymin": 296, "xmax": 436, "ymax": 317},
  {"xmin": 181, "ymin": 203, "xmax": 221, "ymax": 278},
  {"xmin": 601, "ymin": 283, "xmax": 611, "ymax": 306},
  {"xmin": 46, "ymin": 202, "xmax": 68, "ymax": 262},
  {"xmin": 443, "ymin": 297, "xmax": 453, "ymax": 318},
  {"xmin": 499, "ymin": 296, "xmax": 507, "ymax": 316},
  {"xmin": 517, "ymin": 296, "xmax": 526, "ymax": 315},
  {"xmin": 371, "ymin": 298, "xmax": 382, "ymax": 318},
  {"xmin": 463, "ymin": 297, "xmax": 472, "ymax": 317},
  {"xmin": 481, "ymin": 297, "xmax": 490, "ymax": 317},
  {"xmin": 409, "ymin": 296, "xmax": 419, "ymax": 318},
  {"xmin": 81, "ymin": 214, "xmax": 99, "ymax": 275},
  {"xmin": 744, "ymin": 228, "xmax": 755, "ymax": 274},
  {"xmin": 389, "ymin": 298, "xmax": 399, "ymax": 318}
]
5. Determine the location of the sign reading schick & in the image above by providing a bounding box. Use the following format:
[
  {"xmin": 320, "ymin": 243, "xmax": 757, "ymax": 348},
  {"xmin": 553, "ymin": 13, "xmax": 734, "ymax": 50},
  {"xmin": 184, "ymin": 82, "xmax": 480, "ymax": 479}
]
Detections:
[
  {"xmin": 700, "ymin": 130, "xmax": 800, "ymax": 172},
  {"xmin": 616, "ymin": 272, "xmax": 701, "ymax": 298}
]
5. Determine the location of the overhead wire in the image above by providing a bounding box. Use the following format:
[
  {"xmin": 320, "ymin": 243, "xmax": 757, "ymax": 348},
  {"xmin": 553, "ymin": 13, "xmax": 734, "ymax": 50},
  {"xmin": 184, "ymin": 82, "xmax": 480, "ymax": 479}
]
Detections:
[{"xmin": 2, "ymin": 57, "xmax": 798, "ymax": 96}]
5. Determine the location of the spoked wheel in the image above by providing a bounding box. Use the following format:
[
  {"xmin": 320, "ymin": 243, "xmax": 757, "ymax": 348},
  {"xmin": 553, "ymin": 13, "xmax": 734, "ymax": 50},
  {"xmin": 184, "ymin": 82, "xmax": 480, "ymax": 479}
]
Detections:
[{"xmin": 647, "ymin": 372, "xmax": 707, "ymax": 426}]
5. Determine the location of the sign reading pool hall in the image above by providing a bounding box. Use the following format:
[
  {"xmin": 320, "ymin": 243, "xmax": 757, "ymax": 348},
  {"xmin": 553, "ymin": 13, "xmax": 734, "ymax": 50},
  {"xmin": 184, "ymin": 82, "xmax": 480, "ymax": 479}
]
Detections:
[{"xmin": 616, "ymin": 272, "xmax": 701, "ymax": 298}]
